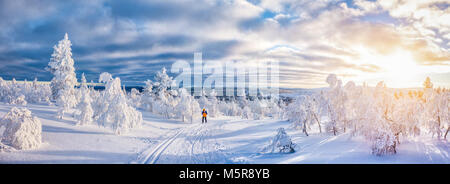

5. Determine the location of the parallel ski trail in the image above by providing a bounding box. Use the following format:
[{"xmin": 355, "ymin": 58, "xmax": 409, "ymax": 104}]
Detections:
[
  {"xmin": 190, "ymin": 125, "xmax": 205, "ymax": 163},
  {"xmin": 134, "ymin": 120, "xmax": 229, "ymax": 164},
  {"xmin": 142, "ymin": 128, "xmax": 185, "ymax": 164}
]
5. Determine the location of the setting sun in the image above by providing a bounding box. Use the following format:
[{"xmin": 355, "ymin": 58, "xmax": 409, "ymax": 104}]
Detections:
[
  {"xmin": 380, "ymin": 50, "xmax": 422, "ymax": 88},
  {"xmin": 353, "ymin": 48, "xmax": 427, "ymax": 89}
]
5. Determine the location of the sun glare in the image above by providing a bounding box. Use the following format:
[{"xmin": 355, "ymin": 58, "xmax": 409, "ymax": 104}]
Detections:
[
  {"xmin": 380, "ymin": 50, "xmax": 422, "ymax": 88},
  {"xmin": 356, "ymin": 49, "xmax": 423, "ymax": 88}
]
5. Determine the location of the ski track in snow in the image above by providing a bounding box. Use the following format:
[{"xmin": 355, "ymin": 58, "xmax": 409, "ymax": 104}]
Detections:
[
  {"xmin": 134, "ymin": 121, "xmax": 229, "ymax": 164},
  {"xmin": 141, "ymin": 127, "xmax": 186, "ymax": 164}
]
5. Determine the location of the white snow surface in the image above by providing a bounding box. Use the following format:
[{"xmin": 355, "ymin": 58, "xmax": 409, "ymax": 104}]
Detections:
[{"xmin": 0, "ymin": 102, "xmax": 448, "ymax": 164}]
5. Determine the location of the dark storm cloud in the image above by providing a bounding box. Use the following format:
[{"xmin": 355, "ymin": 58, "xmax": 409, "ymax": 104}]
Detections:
[{"xmin": 0, "ymin": 0, "xmax": 248, "ymax": 85}]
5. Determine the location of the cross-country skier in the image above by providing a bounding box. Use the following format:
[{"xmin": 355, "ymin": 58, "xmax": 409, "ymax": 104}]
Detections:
[{"xmin": 202, "ymin": 108, "xmax": 208, "ymax": 123}]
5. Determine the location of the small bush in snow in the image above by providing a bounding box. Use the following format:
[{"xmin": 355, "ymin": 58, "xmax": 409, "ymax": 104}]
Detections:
[
  {"xmin": 11, "ymin": 95, "xmax": 27, "ymax": 106},
  {"xmin": 1, "ymin": 107, "xmax": 42, "ymax": 150},
  {"xmin": 262, "ymin": 128, "xmax": 295, "ymax": 154},
  {"xmin": 371, "ymin": 129, "xmax": 397, "ymax": 156}
]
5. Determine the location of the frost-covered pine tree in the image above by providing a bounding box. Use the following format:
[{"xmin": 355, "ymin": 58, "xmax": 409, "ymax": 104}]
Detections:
[
  {"xmin": 175, "ymin": 88, "xmax": 200, "ymax": 123},
  {"xmin": 106, "ymin": 91, "xmax": 143, "ymax": 135},
  {"xmin": 95, "ymin": 73, "xmax": 142, "ymax": 134},
  {"xmin": 28, "ymin": 78, "xmax": 40, "ymax": 104},
  {"xmin": 0, "ymin": 77, "xmax": 10, "ymax": 102},
  {"xmin": 141, "ymin": 80, "xmax": 155, "ymax": 112},
  {"xmin": 153, "ymin": 67, "xmax": 174, "ymax": 95},
  {"xmin": 152, "ymin": 68, "xmax": 177, "ymax": 118},
  {"xmin": 207, "ymin": 89, "xmax": 220, "ymax": 117},
  {"xmin": 1, "ymin": 107, "xmax": 42, "ymax": 150},
  {"xmin": 93, "ymin": 72, "xmax": 115, "ymax": 121},
  {"xmin": 7, "ymin": 78, "xmax": 27, "ymax": 105},
  {"xmin": 47, "ymin": 33, "xmax": 77, "ymax": 118},
  {"xmin": 129, "ymin": 88, "xmax": 142, "ymax": 109},
  {"xmin": 198, "ymin": 89, "xmax": 209, "ymax": 110},
  {"xmin": 75, "ymin": 73, "xmax": 93, "ymax": 125},
  {"xmin": 10, "ymin": 78, "xmax": 20, "ymax": 100}
]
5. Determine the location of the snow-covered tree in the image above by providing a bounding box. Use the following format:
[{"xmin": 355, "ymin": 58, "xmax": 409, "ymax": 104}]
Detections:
[
  {"xmin": 248, "ymin": 98, "xmax": 264, "ymax": 120},
  {"xmin": 11, "ymin": 95, "xmax": 27, "ymax": 106},
  {"xmin": 29, "ymin": 78, "xmax": 51, "ymax": 104},
  {"xmin": 206, "ymin": 89, "xmax": 220, "ymax": 117},
  {"xmin": 358, "ymin": 81, "xmax": 398, "ymax": 155},
  {"xmin": 10, "ymin": 78, "xmax": 21, "ymax": 101},
  {"xmin": 1, "ymin": 107, "xmax": 42, "ymax": 150},
  {"xmin": 132, "ymin": 88, "xmax": 142, "ymax": 107},
  {"xmin": 0, "ymin": 77, "xmax": 51, "ymax": 105},
  {"xmin": 371, "ymin": 127, "xmax": 397, "ymax": 156},
  {"xmin": 266, "ymin": 96, "xmax": 282, "ymax": 119},
  {"xmin": 75, "ymin": 73, "xmax": 94, "ymax": 125},
  {"xmin": 262, "ymin": 128, "xmax": 295, "ymax": 153},
  {"xmin": 241, "ymin": 106, "xmax": 253, "ymax": 119},
  {"xmin": 324, "ymin": 74, "xmax": 346, "ymax": 135},
  {"xmin": 286, "ymin": 95, "xmax": 320, "ymax": 136},
  {"xmin": 286, "ymin": 96, "xmax": 304, "ymax": 135},
  {"xmin": 423, "ymin": 89, "xmax": 448, "ymax": 139},
  {"xmin": 306, "ymin": 95, "xmax": 322, "ymax": 133},
  {"xmin": 153, "ymin": 67, "xmax": 174, "ymax": 96},
  {"xmin": 151, "ymin": 68, "xmax": 177, "ymax": 118},
  {"xmin": 175, "ymin": 88, "xmax": 200, "ymax": 123},
  {"xmin": 141, "ymin": 80, "xmax": 155, "ymax": 112},
  {"xmin": 93, "ymin": 72, "xmax": 114, "ymax": 121},
  {"xmin": 198, "ymin": 89, "xmax": 209, "ymax": 110},
  {"xmin": 95, "ymin": 73, "xmax": 142, "ymax": 134},
  {"xmin": 47, "ymin": 33, "xmax": 77, "ymax": 118},
  {"xmin": 0, "ymin": 77, "xmax": 10, "ymax": 102},
  {"xmin": 283, "ymin": 74, "xmax": 448, "ymax": 155},
  {"xmin": 104, "ymin": 92, "xmax": 143, "ymax": 135},
  {"xmin": 423, "ymin": 77, "xmax": 433, "ymax": 89}
]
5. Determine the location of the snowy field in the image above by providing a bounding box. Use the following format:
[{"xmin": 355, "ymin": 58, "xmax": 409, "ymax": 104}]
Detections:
[{"xmin": 0, "ymin": 102, "xmax": 448, "ymax": 164}]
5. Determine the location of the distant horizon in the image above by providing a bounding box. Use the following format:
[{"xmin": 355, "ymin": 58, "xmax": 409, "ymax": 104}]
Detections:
[{"xmin": 2, "ymin": 78, "xmax": 445, "ymax": 91}]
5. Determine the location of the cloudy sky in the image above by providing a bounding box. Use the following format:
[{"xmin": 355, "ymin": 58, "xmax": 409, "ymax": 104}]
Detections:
[{"xmin": 0, "ymin": 0, "xmax": 449, "ymax": 88}]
